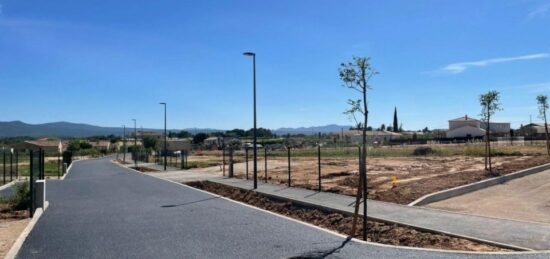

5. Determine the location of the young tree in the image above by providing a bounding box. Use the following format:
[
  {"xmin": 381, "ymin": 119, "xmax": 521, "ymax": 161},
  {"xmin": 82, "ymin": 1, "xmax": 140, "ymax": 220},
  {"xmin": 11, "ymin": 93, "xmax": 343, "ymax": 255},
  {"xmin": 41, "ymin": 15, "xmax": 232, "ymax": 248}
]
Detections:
[
  {"xmin": 537, "ymin": 95, "xmax": 550, "ymax": 156},
  {"xmin": 380, "ymin": 124, "xmax": 386, "ymax": 131},
  {"xmin": 339, "ymin": 56, "xmax": 378, "ymax": 239},
  {"xmin": 393, "ymin": 107, "xmax": 398, "ymax": 132},
  {"xmin": 479, "ymin": 90, "xmax": 502, "ymax": 174},
  {"xmin": 142, "ymin": 136, "xmax": 158, "ymax": 150}
]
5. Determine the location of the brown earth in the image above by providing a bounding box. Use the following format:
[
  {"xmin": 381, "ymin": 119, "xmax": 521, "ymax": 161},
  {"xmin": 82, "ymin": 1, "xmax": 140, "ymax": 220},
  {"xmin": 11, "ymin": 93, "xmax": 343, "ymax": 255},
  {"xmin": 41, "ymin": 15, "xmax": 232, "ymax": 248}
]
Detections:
[
  {"xmin": 214, "ymin": 155, "xmax": 550, "ymax": 204},
  {"xmin": 186, "ymin": 181, "xmax": 507, "ymax": 252},
  {"xmin": 0, "ymin": 204, "xmax": 30, "ymax": 258},
  {"xmin": 130, "ymin": 166, "xmax": 160, "ymax": 172}
]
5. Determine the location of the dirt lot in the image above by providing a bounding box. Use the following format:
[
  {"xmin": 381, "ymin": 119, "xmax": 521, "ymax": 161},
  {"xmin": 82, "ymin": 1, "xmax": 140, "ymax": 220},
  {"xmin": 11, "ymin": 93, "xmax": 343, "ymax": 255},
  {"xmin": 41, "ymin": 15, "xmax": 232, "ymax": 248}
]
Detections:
[
  {"xmin": 187, "ymin": 181, "xmax": 507, "ymax": 252},
  {"xmin": 427, "ymin": 169, "xmax": 550, "ymax": 224},
  {"xmin": 0, "ymin": 205, "xmax": 30, "ymax": 258},
  {"xmin": 191, "ymin": 155, "xmax": 550, "ymax": 204}
]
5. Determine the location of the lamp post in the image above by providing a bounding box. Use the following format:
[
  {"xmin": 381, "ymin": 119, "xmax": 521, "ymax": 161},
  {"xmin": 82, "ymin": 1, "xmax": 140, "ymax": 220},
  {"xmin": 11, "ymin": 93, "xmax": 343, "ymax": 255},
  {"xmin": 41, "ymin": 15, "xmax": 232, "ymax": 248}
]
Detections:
[
  {"xmin": 243, "ymin": 51, "xmax": 258, "ymax": 189},
  {"xmin": 132, "ymin": 119, "xmax": 137, "ymax": 168},
  {"xmin": 123, "ymin": 125, "xmax": 126, "ymax": 162},
  {"xmin": 160, "ymin": 102, "xmax": 167, "ymax": 171}
]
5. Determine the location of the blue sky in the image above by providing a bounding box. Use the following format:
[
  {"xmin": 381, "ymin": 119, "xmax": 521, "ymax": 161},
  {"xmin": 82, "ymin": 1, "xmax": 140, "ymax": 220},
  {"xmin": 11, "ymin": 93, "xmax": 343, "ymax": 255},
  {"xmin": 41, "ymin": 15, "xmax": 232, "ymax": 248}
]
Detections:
[{"xmin": 1, "ymin": 0, "xmax": 549, "ymax": 130}]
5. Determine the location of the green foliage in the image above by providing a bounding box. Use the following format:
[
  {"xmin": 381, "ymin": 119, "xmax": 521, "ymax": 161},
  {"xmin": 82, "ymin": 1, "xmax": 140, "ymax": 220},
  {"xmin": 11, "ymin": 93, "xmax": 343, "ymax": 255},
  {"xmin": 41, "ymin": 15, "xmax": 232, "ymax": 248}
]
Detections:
[
  {"xmin": 79, "ymin": 142, "xmax": 93, "ymax": 149},
  {"xmin": 193, "ymin": 133, "xmax": 209, "ymax": 144},
  {"xmin": 537, "ymin": 95, "xmax": 549, "ymax": 120},
  {"xmin": 412, "ymin": 146, "xmax": 434, "ymax": 156},
  {"xmin": 176, "ymin": 130, "xmax": 193, "ymax": 138},
  {"xmin": 6, "ymin": 182, "xmax": 31, "ymax": 211},
  {"xmin": 225, "ymin": 128, "xmax": 274, "ymax": 138},
  {"xmin": 67, "ymin": 140, "xmax": 81, "ymax": 152},
  {"xmin": 142, "ymin": 136, "xmax": 158, "ymax": 150},
  {"xmin": 479, "ymin": 90, "xmax": 502, "ymax": 122},
  {"xmin": 393, "ymin": 107, "xmax": 398, "ymax": 132}
]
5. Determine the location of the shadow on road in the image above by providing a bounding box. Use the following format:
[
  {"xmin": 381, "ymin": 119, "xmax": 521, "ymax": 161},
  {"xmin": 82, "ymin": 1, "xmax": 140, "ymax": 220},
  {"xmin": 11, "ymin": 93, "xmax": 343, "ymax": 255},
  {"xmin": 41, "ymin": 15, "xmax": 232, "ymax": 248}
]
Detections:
[
  {"xmin": 288, "ymin": 236, "xmax": 352, "ymax": 259},
  {"xmin": 161, "ymin": 196, "xmax": 220, "ymax": 208}
]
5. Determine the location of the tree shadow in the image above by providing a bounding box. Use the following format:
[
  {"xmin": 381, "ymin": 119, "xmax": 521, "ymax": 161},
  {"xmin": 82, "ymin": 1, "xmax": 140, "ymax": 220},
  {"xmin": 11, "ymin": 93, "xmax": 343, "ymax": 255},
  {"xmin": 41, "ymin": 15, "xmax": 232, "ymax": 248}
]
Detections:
[{"xmin": 161, "ymin": 196, "xmax": 220, "ymax": 208}]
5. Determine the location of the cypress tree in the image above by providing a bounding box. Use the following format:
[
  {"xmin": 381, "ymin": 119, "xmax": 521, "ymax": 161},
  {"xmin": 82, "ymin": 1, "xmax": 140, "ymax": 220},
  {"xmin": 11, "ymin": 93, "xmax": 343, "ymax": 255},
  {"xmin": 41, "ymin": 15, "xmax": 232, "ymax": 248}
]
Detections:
[{"xmin": 393, "ymin": 107, "xmax": 398, "ymax": 132}]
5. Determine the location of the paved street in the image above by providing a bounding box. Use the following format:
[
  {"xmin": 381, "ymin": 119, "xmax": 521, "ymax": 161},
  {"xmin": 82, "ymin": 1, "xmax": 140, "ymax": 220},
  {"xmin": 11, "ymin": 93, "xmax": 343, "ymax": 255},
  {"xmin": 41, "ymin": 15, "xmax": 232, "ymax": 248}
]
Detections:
[
  {"xmin": 208, "ymin": 177, "xmax": 550, "ymax": 250},
  {"xmin": 16, "ymin": 158, "xmax": 550, "ymax": 258}
]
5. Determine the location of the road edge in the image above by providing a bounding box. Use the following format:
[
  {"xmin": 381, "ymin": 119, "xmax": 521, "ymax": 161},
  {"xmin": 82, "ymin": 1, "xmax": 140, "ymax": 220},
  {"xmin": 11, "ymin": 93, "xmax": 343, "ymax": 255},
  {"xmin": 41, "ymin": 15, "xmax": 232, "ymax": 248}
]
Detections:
[
  {"xmin": 4, "ymin": 201, "xmax": 49, "ymax": 259},
  {"xmin": 111, "ymin": 160, "xmax": 550, "ymax": 256}
]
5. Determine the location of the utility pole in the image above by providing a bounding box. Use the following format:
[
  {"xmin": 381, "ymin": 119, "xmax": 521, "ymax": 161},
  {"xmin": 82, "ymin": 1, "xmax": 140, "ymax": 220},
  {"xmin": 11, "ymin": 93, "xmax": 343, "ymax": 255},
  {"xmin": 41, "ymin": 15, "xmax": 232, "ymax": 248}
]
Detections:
[
  {"xmin": 132, "ymin": 119, "xmax": 137, "ymax": 168},
  {"xmin": 123, "ymin": 125, "xmax": 126, "ymax": 162},
  {"xmin": 160, "ymin": 102, "xmax": 167, "ymax": 171},
  {"xmin": 243, "ymin": 51, "xmax": 258, "ymax": 189}
]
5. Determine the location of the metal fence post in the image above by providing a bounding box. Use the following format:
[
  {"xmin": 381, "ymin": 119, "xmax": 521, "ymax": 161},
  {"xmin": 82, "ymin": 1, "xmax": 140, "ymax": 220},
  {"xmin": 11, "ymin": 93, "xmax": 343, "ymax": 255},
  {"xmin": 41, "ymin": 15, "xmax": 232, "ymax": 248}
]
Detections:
[
  {"xmin": 222, "ymin": 148, "xmax": 225, "ymax": 176},
  {"xmin": 58, "ymin": 152, "xmax": 61, "ymax": 179},
  {"xmin": 3, "ymin": 151, "xmax": 6, "ymax": 184},
  {"xmin": 318, "ymin": 144, "xmax": 321, "ymax": 192},
  {"xmin": 10, "ymin": 151, "xmax": 13, "ymax": 182},
  {"xmin": 181, "ymin": 150, "xmax": 184, "ymax": 170},
  {"xmin": 264, "ymin": 147, "xmax": 267, "ymax": 183},
  {"xmin": 29, "ymin": 151, "xmax": 34, "ymax": 217},
  {"xmin": 287, "ymin": 147, "xmax": 291, "ymax": 187},
  {"xmin": 15, "ymin": 151, "xmax": 18, "ymax": 179},
  {"xmin": 245, "ymin": 147, "xmax": 249, "ymax": 180}
]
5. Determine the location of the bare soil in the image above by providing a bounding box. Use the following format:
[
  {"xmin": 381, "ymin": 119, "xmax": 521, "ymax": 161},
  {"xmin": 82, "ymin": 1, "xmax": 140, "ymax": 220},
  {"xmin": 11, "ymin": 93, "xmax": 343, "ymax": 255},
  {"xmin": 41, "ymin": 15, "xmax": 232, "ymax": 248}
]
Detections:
[
  {"xmin": 0, "ymin": 204, "xmax": 30, "ymax": 258},
  {"xmin": 186, "ymin": 181, "xmax": 507, "ymax": 252},
  {"xmin": 194, "ymin": 155, "xmax": 550, "ymax": 204},
  {"xmin": 130, "ymin": 166, "xmax": 160, "ymax": 172},
  {"xmin": 115, "ymin": 159, "xmax": 131, "ymax": 165}
]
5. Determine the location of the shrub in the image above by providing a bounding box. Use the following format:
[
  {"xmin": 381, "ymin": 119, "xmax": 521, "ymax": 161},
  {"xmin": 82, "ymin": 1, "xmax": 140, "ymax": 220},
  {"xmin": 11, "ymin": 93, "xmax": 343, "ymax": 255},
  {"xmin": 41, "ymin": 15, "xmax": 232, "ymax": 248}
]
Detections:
[
  {"xmin": 412, "ymin": 146, "xmax": 435, "ymax": 156},
  {"xmin": 7, "ymin": 182, "xmax": 31, "ymax": 211}
]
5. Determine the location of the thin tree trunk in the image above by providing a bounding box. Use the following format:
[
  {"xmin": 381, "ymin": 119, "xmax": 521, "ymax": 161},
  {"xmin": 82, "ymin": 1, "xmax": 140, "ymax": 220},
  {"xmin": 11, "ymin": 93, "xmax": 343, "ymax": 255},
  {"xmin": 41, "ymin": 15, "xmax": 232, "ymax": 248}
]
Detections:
[
  {"xmin": 484, "ymin": 120, "xmax": 488, "ymax": 171},
  {"xmin": 488, "ymin": 115, "xmax": 492, "ymax": 173},
  {"xmin": 350, "ymin": 65, "xmax": 369, "ymax": 240},
  {"xmin": 545, "ymin": 111, "xmax": 550, "ymax": 156},
  {"xmin": 350, "ymin": 149, "xmax": 363, "ymax": 237}
]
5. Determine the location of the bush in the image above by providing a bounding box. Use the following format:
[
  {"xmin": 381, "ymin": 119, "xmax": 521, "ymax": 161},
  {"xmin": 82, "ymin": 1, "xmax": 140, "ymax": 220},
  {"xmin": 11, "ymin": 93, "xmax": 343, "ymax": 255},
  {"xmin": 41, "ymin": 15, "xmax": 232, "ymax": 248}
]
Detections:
[
  {"xmin": 7, "ymin": 182, "xmax": 31, "ymax": 211},
  {"xmin": 412, "ymin": 146, "xmax": 435, "ymax": 156}
]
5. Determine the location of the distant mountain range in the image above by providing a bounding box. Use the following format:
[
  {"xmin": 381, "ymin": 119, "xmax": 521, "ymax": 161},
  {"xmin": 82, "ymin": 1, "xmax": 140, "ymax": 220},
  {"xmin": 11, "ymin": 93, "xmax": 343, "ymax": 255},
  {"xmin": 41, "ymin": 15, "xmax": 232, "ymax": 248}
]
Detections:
[{"xmin": 0, "ymin": 121, "xmax": 351, "ymax": 138}]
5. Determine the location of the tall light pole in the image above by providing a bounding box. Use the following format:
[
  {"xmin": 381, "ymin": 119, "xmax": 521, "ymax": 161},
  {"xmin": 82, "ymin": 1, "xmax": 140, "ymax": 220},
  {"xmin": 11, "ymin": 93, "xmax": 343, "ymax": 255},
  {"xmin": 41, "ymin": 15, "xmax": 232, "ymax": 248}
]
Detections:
[
  {"xmin": 243, "ymin": 51, "xmax": 258, "ymax": 189},
  {"xmin": 160, "ymin": 102, "xmax": 167, "ymax": 171},
  {"xmin": 122, "ymin": 125, "xmax": 126, "ymax": 162},
  {"xmin": 132, "ymin": 119, "xmax": 137, "ymax": 168}
]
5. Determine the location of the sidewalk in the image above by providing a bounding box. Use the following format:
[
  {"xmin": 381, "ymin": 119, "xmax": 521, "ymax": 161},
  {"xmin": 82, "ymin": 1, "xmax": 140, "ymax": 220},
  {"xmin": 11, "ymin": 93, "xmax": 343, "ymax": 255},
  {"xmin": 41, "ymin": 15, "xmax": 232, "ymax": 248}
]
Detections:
[
  {"xmin": 134, "ymin": 161, "xmax": 181, "ymax": 171},
  {"xmin": 207, "ymin": 177, "xmax": 550, "ymax": 251}
]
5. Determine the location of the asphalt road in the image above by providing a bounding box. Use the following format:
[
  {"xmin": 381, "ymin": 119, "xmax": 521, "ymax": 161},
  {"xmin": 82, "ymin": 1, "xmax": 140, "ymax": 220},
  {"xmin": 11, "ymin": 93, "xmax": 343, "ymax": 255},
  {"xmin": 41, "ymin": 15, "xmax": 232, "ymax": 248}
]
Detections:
[{"xmin": 16, "ymin": 157, "xmax": 549, "ymax": 258}]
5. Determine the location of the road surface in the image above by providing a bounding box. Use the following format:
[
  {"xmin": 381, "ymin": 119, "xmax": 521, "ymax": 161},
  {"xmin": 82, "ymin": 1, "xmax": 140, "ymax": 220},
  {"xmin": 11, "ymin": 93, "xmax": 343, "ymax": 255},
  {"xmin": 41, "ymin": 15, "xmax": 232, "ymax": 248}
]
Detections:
[{"xmin": 16, "ymin": 157, "xmax": 549, "ymax": 258}]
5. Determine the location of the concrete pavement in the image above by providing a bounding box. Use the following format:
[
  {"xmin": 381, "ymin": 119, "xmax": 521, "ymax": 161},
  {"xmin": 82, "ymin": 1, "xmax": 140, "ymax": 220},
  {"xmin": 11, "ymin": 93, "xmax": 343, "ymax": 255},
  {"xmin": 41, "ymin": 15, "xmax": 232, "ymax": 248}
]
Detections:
[
  {"xmin": 16, "ymin": 158, "xmax": 550, "ymax": 258},
  {"xmin": 206, "ymin": 177, "xmax": 550, "ymax": 251}
]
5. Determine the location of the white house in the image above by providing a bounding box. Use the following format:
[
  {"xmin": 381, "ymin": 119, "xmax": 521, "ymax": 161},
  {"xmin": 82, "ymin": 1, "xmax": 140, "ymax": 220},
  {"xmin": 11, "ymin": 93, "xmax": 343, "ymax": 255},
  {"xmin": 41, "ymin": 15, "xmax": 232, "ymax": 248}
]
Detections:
[
  {"xmin": 446, "ymin": 115, "xmax": 510, "ymax": 138},
  {"xmin": 344, "ymin": 130, "xmax": 402, "ymax": 143},
  {"xmin": 159, "ymin": 138, "xmax": 192, "ymax": 152}
]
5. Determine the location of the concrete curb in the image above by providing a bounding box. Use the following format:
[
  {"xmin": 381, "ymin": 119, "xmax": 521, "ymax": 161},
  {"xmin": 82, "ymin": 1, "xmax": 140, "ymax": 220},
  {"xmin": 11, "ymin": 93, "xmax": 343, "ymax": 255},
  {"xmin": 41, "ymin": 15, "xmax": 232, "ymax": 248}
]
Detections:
[
  {"xmin": 204, "ymin": 179, "xmax": 531, "ymax": 252},
  {"xmin": 59, "ymin": 160, "xmax": 76, "ymax": 181},
  {"xmin": 0, "ymin": 180, "xmax": 18, "ymax": 192},
  {"xmin": 4, "ymin": 201, "xmax": 50, "ymax": 259},
  {"xmin": 409, "ymin": 162, "xmax": 550, "ymax": 206},
  {"xmin": 110, "ymin": 160, "xmax": 549, "ymax": 255}
]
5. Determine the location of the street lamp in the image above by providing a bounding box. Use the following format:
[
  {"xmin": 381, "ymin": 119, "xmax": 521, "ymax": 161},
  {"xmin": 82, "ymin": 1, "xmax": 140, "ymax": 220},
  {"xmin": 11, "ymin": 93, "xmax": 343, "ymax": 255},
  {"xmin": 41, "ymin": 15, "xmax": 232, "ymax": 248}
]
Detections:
[
  {"xmin": 122, "ymin": 125, "xmax": 126, "ymax": 162},
  {"xmin": 160, "ymin": 102, "xmax": 167, "ymax": 171},
  {"xmin": 243, "ymin": 51, "xmax": 258, "ymax": 189},
  {"xmin": 132, "ymin": 119, "xmax": 137, "ymax": 168}
]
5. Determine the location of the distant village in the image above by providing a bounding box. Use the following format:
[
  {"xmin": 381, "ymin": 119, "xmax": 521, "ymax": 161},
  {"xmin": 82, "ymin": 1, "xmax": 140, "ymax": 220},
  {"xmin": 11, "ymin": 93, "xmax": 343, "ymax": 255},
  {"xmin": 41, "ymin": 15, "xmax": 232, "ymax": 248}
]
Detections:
[{"xmin": 1, "ymin": 114, "xmax": 546, "ymax": 156}]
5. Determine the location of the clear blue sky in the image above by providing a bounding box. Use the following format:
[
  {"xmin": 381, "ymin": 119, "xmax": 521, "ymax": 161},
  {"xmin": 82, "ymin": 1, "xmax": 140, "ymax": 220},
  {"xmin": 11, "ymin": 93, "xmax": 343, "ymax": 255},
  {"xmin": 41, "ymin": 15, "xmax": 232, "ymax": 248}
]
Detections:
[{"xmin": 1, "ymin": 0, "xmax": 549, "ymax": 130}]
